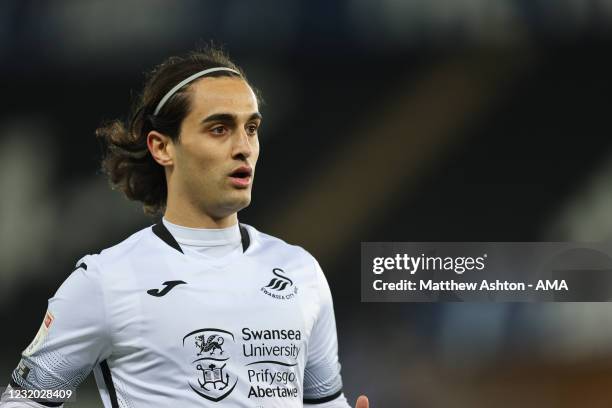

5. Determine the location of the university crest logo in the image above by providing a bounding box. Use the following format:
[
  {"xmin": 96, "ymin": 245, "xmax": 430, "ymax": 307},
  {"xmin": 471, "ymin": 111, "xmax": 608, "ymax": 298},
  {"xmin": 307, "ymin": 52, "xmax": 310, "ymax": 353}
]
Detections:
[{"xmin": 183, "ymin": 328, "xmax": 237, "ymax": 402}]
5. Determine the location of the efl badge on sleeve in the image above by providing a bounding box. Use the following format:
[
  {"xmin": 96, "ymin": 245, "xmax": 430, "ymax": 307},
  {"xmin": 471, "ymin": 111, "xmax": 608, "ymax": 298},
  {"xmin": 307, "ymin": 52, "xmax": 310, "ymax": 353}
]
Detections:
[{"xmin": 23, "ymin": 310, "xmax": 54, "ymax": 357}]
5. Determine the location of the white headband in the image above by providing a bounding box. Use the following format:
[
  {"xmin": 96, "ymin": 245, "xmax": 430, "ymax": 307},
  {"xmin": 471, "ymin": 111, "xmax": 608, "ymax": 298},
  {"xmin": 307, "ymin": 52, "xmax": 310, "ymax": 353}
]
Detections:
[{"xmin": 153, "ymin": 67, "xmax": 241, "ymax": 115}]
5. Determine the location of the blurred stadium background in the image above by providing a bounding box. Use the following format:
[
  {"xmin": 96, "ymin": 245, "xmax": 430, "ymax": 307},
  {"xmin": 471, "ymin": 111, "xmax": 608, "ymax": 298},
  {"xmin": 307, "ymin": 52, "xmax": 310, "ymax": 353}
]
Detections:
[{"xmin": 2, "ymin": 0, "xmax": 612, "ymax": 406}]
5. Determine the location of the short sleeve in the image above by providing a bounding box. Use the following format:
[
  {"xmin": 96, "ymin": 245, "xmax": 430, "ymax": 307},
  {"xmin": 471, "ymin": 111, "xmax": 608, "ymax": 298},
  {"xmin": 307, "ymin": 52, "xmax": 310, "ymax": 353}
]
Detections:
[
  {"xmin": 5, "ymin": 256, "xmax": 111, "ymax": 404},
  {"xmin": 303, "ymin": 260, "xmax": 349, "ymax": 407}
]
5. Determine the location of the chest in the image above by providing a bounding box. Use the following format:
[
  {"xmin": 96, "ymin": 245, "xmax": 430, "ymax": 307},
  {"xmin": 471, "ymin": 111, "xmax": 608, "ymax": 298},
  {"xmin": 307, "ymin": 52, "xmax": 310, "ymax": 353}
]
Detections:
[{"xmin": 106, "ymin": 256, "xmax": 320, "ymax": 364}]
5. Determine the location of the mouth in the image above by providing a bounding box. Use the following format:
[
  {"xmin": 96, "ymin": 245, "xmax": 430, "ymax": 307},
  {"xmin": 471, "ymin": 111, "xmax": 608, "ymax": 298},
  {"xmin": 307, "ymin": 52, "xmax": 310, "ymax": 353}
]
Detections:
[{"xmin": 228, "ymin": 166, "xmax": 253, "ymax": 188}]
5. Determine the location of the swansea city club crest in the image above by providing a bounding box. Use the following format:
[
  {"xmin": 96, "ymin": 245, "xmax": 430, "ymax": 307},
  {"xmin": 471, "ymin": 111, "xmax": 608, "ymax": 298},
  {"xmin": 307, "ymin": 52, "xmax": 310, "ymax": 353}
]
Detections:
[{"xmin": 261, "ymin": 268, "xmax": 298, "ymax": 300}]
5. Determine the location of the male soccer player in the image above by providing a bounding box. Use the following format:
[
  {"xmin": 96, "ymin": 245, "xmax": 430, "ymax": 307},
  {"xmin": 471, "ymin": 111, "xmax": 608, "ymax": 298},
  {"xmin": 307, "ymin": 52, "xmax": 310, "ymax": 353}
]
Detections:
[{"xmin": 1, "ymin": 47, "xmax": 369, "ymax": 408}]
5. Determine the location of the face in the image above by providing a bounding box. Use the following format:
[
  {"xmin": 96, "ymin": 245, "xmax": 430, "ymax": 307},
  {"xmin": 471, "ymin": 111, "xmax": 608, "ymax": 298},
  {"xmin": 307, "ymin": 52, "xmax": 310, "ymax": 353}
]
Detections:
[{"xmin": 163, "ymin": 76, "xmax": 261, "ymax": 221}]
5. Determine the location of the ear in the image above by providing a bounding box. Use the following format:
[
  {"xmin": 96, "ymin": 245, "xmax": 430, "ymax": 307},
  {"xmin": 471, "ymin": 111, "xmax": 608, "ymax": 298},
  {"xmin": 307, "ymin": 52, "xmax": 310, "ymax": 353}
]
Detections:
[{"xmin": 147, "ymin": 130, "xmax": 175, "ymax": 167}]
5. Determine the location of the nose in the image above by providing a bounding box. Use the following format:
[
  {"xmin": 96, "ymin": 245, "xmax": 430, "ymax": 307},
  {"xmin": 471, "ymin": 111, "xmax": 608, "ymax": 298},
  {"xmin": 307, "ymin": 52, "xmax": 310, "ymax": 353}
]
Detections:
[{"xmin": 231, "ymin": 128, "xmax": 253, "ymax": 160}]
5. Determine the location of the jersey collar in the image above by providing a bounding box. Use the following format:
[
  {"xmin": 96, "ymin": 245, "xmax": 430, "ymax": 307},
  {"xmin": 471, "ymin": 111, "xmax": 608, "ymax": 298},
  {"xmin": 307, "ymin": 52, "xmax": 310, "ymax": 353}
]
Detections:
[{"xmin": 152, "ymin": 221, "xmax": 250, "ymax": 254}]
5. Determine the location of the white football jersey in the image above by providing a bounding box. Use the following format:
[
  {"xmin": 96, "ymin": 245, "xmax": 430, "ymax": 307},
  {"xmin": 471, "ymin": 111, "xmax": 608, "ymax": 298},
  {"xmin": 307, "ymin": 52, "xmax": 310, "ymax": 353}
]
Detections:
[{"xmin": 4, "ymin": 222, "xmax": 349, "ymax": 408}]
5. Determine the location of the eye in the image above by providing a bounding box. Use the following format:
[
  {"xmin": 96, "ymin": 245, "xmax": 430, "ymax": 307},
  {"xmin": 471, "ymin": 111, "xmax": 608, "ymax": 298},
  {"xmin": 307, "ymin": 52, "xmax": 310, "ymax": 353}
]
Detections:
[
  {"xmin": 210, "ymin": 125, "xmax": 227, "ymax": 135},
  {"xmin": 246, "ymin": 123, "xmax": 259, "ymax": 136}
]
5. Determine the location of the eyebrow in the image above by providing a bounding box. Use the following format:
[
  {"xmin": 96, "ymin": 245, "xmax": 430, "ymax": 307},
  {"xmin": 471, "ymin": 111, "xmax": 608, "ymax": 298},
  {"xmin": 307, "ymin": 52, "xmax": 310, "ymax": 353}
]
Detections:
[{"xmin": 200, "ymin": 112, "xmax": 262, "ymax": 125}]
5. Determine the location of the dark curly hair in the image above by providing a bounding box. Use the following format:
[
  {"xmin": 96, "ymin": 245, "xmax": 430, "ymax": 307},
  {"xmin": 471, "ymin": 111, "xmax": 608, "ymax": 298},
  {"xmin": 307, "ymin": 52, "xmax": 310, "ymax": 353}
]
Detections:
[{"xmin": 96, "ymin": 46, "xmax": 253, "ymax": 215}]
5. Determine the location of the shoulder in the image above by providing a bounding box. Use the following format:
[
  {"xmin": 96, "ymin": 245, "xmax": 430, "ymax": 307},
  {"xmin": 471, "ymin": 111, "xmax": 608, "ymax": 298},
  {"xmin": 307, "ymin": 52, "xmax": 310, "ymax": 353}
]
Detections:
[
  {"xmin": 244, "ymin": 225, "xmax": 332, "ymax": 307},
  {"xmin": 242, "ymin": 224, "xmax": 323, "ymax": 282},
  {"xmin": 243, "ymin": 224, "xmax": 315, "ymax": 263},
  {"xmin": 71, "ymin": 224, "xmax": 155, "ymax": 276}
]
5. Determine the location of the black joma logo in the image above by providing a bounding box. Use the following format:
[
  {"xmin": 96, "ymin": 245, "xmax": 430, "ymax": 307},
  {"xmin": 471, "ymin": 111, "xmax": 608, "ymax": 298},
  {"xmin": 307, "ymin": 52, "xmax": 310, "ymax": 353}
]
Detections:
[{"xmin": 147, "ymin": 280, "xmax": 187, "ymax": 297}]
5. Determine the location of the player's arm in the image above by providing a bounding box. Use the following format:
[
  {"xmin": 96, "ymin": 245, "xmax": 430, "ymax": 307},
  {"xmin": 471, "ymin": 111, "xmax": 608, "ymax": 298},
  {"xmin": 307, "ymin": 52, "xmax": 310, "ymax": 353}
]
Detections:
[
  {"xmin": 303, "ymin": 259, "xmax": 352, "ymax": 408},
  {"xmin": 0, "ymin": 257, "xmax": 111, "ymax": 407}
]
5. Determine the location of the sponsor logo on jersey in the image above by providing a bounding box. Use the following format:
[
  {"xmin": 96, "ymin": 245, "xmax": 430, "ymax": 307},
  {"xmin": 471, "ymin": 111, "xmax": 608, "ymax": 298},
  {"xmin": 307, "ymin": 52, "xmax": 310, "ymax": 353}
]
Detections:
[
  {"xmin": 147, "ymin": 280, "xmax": 187, "ymax": 297},
  {"xmin": 182, "ymin": 326, "xmax": 302, "ymax": 402},
  {"xmin": 241, "ymin": 328, "xmax": 302, "ymax": 359},
  {"xmin": 183, "ymin": 328, "xmax": 237, "ymax": 402},
  {"xmin": 261, "ymin": 268, "xmax": 298, "ymax": 300},
  {"xmin": 241, "ymin": 327, "xmax": 301, "ymax": 399}
]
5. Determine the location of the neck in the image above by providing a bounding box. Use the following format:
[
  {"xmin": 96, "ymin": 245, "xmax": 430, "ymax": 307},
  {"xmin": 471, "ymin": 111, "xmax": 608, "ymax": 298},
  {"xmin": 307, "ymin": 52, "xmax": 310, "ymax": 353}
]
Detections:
[{"xmin": 164, "ymin": 199, "xmax": 238, "ymax": 229}]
